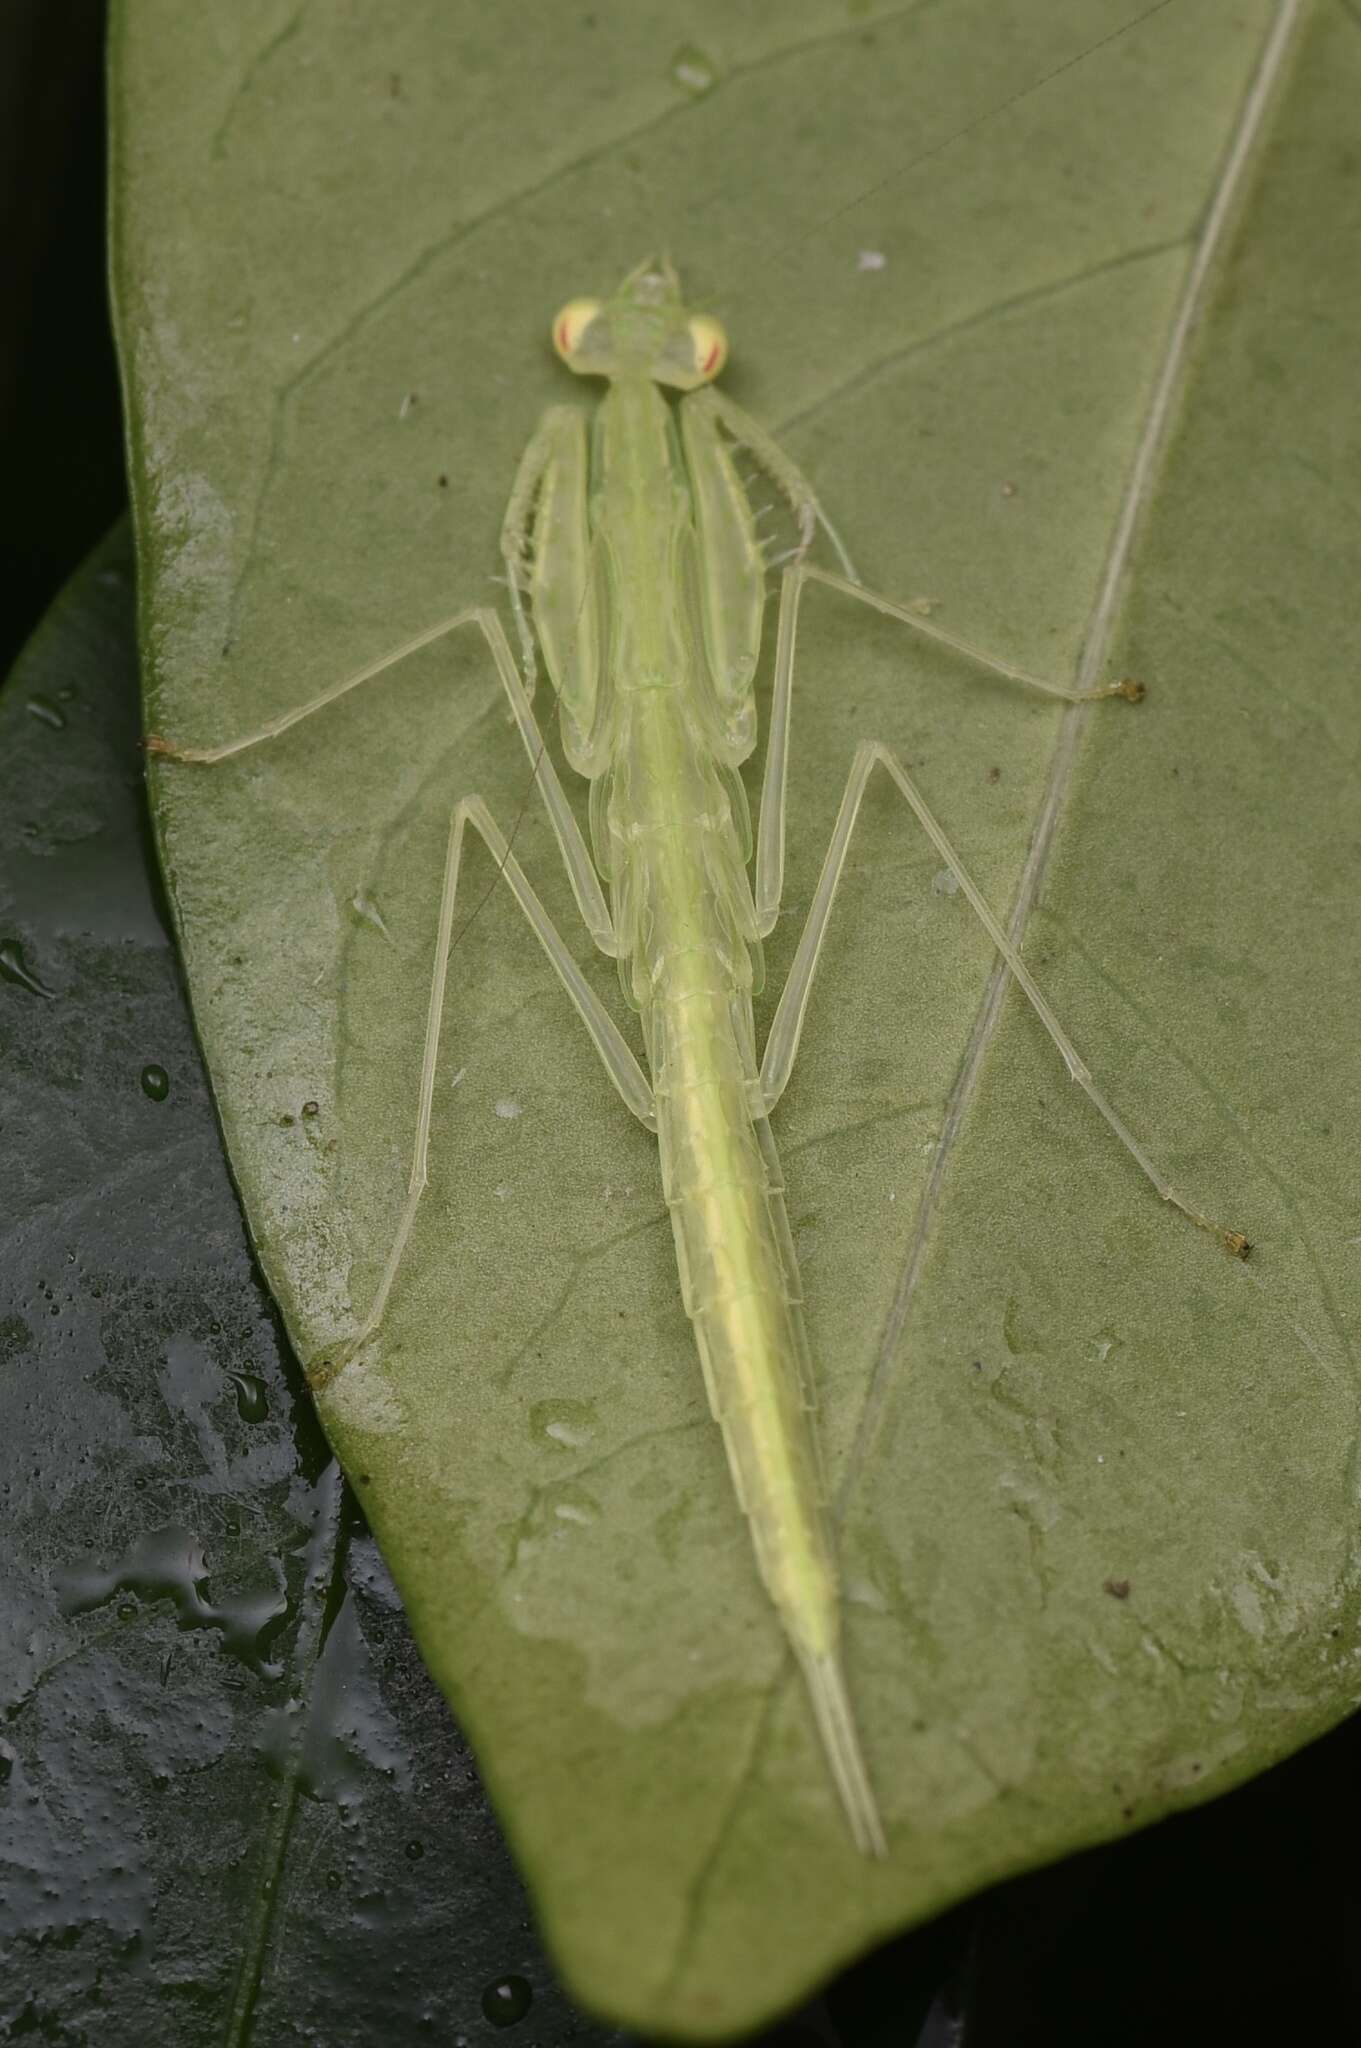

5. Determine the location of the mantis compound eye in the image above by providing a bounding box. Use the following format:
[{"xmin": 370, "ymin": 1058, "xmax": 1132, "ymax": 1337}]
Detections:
[
  {"xmin": 688, "ymin": 315, "xmax": 728, "ymax": 382},
  {"xmin": 552, "ymin": 298, "xmax": 602, "ymax": 363}
]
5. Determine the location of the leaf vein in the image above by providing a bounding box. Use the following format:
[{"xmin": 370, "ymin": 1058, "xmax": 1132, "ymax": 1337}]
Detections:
[
  {"xmin": 840, "ymin": 0, "xmax": 1309, "ymax": 1509},
  {"xmin": 774, "ymin": 234, "xmax": 1191, "ymax": 443}
]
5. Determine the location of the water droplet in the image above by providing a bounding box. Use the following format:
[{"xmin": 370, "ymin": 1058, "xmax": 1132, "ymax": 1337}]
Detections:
[
  {"xmin": 53, "ymin": 1525, "xmax": 288, "ymax": 1672},
  {"xmin": 0, "ymin": 939, "xmax": 54, "ymax": 998},
  {"xmin": 857, "ymin": 249, "xmax": 887, "ymax": 272},
  {"xmin": 669, "ymin": 43, "xmax": 716, "ymax": 95},
  {"xmin": 529, "ymin": 1399, "xmax": 596, "ymax": 1451},
  {"xmin": 351, "ymin": 888, "xmax": 393, "ymax": 941},
  {"xmin": 26, "ymin": 694, "xmax": 67, "ymax": 729},
  {"xmin": 403, "ymin": 1838, "xmax": 424, "ymax": 1861},
  {"xmin": 229, "ymin": 1372, "xmax": 270, "ymax": 1424},
  {"xmin": 930, "ymin": 869, "xmax": 960, "ymax": 897},
  {"xmin": 140, "ymin": 1063, "xmax": 170, "ymax": 1101},
  {"xmin": 301, "ymin": 1099, "xmax": 320, "ymax": 1119},
  {"xmin": 494, "ymin": 1098, "xmax": 522, "ymax": 1120},
  {"xmin": 325, "ymin": 1870, "xmax": 342, "ymax": 1891},
  {"xmin": 481, "ymin": 1975, "xmax": 532, "ymax": 2027}
]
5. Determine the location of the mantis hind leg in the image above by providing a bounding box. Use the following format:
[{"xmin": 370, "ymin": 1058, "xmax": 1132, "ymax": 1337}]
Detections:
[
  {"xmin": 759, "ymin": 736, "xmax": 1249, "ymax": 1259},
  {"xmin": 312, "ymin": 794, "xmax": 654, "ymax": 1389}
]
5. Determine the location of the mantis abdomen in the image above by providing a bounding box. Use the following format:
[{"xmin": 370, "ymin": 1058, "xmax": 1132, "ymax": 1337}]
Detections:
[{"xmin": 601, "ymin": 686, "xmax": 887, "ymax": 1853}]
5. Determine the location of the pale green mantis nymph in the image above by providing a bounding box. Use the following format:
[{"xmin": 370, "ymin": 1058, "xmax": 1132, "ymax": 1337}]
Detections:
[{"xmin": 148, "ymin": 256, "xmax": 1249, "ymax": 1858}]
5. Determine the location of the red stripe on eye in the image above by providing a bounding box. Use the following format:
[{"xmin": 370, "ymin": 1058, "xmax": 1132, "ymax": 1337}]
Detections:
[
  {"xmin": 701, "ymin": 342, "xmax": 721, "ymax": 375},
  {"xmin": 557, "ymin": 319, "xmax": 572, "ymax": 354}
]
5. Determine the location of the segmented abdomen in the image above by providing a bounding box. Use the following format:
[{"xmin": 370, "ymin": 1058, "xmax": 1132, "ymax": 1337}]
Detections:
[
  {"xmin": 649, "ymin": 982, "xmax": 841, "ymax": 1659},
  {"xmin": 581, "ymin": 684, "xmax": 881, "ymax": 1848}
]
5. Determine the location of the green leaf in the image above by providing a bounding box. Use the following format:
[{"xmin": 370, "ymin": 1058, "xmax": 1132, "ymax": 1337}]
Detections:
[
  {"xmin": 111, "ymin": 0, "xmax": 1361, "ymax": 2034},
  {"xmin": 0, "ymin": 528, "xmax": 613, "ymax": 2046}
]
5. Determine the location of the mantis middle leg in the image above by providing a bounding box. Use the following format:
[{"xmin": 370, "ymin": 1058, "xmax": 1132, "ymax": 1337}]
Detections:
[
  {"xmin": 754, "ymin": 562, "xmax": 1144, "ymax": 942},
  {"xmin": 147, "ymin": 601, "xmax": 617, "ymax": 956}
]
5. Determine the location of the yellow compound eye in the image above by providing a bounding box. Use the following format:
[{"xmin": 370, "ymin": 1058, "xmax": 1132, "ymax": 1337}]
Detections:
[
  {"xmin": 552, "ymin": 298, "xmax": 601, "ymax": 362},
  {"xmin": 688, "ymin": 315, "xmax": 728, "ymax": 382}
]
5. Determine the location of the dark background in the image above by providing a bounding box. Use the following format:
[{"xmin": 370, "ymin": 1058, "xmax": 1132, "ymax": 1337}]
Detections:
[{"xmin": 2, "ymin": 4, "xmax": 1358, "ymax": 2042}]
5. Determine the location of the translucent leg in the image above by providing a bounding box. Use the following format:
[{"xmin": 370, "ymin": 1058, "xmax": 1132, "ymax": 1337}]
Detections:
[
  {"xmin": 323, "ymin": 792, "xmax": 655, "ymax": 1381},
  {"xmin": 754, "ymin": 561, "xmax": 1144, "ymax": 937},
  {"xmin": 761, "ymin": 738, "xmax": 1249, "ymax": 1260},
  {"xmin": 147, "ymin": 603, "xmax": 617, "ymax": 956}
]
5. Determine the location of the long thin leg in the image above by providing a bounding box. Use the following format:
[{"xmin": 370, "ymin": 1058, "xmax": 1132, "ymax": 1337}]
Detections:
[
  {"xmin": 319, "ymin": 792, "xmax": 656, "ymax": 1384},
  {"xmin": 754, "ymin": 562, "xmax": 1143, "ymax": 938},
  {"xmin": 761, "ymin": 738, "xmax": 1248, "ymax": 1260},
  {"xmin": 147, "ymin": 605, "xmax": 617, "ymax": 956}
]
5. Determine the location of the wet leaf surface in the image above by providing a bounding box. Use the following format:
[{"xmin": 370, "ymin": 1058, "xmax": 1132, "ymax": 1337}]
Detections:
[{"xmin": 0, "ymin": 528, "xmax": 621, "ymax": 2046}]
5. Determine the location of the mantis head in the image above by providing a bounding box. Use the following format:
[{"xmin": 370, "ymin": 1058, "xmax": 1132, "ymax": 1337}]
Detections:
[{"xmin": 552, "ymin": 257, "xmax": 728, "ymax": 390}]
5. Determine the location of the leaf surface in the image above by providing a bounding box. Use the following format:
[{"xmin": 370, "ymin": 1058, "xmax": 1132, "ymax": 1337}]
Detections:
[{"xmin": 112, "ymin": 0, "xmax": 1361, "ymax": 2033}]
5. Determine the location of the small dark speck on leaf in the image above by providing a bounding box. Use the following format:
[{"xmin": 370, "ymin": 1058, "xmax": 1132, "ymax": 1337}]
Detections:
[
  {"xmin": 280, "ymin": 1114, "xmax": 294, "ymax": 1127},
  {"xmin": 302, "ymin": 1100, "xmax": 320, "ymax": 1118},
  {"xmin": 987, "ymin": 766, "xmax": 1001, "ymax": 783},
  {"xmin": 1104, "ymin": 1577, "xmax": 1132, "ymax": 1600},
  {"xmin": 437, "ymin": 474, "xmax": 449, "ymax": 488}
]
